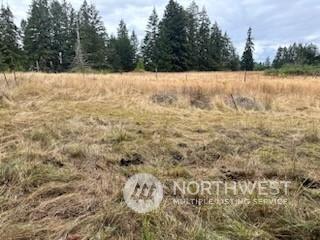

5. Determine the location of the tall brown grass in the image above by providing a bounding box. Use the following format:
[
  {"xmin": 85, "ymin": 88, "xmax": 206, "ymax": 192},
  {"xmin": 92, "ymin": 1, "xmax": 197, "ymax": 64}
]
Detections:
[{"xmin": 2, "ymin": 71, "xmax": 320, "ymax": 97}]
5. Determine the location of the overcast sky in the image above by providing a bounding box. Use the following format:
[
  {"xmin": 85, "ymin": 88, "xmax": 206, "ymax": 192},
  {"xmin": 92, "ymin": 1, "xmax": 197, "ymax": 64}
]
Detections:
[{"xmin": 7, "ymin": 0, "xmax": 320, "ymax": 61}]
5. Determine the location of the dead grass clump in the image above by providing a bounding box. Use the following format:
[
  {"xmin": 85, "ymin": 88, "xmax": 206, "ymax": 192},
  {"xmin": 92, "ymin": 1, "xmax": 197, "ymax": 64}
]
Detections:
[
  {"xmin": 28, "ymin": 128, "xmax": 57, "ymax": 148},
  {"xmin": 79, "ymin": 205, "xmax": 141, "ymax": 239},
  {"xmin": 13, "ymin": 80, "xmax": 49, "ymax": 99},
  {"xmin": 189, "ymin": 87, "xmax": 212, "ymax": 110},
  {"xmin": 227, "ymin": 95, "xmax": 264, "ymax": 111},
  {"xmin": 0, "ymin": 160, "xmax": 79, "ymax": 193},
  {"xmin": 0, "ymin": 223, "xmax": 55, "ymax": 240},
  {"xmin": 166, "ymin": 166, "xmax": 191, "ymax": 178},
  {"xmin": 0, "ymin": 160, "xmax": 21, "ymax": 187},
  {"xmin": 151, "ymin": 92, "xmax": 178, "ymax": 105},
  {"xmin": 231, "ymin": 203, "xmax": 320, "ymax": 239},
  {"xmin": 28, "ymin": 182, "xmax": 76, "ymax": 200},
  {"xmin": 30, "ymin": 193, "xmax": 99, "ymax": 220},
  {"xmin": 63, "ymin": 143, "xmax": 87, "ymax": 159},
  {"xmin": 262, "ymin": 94, "xmax": 274, "ymax": 111},
  {"xmin": 110, "ymin": 127, "xmax": 134, "ymax": 144},
  {"xmin": 0, "ymin": 91, "xmax": 14, "ymax": 108},
  {"xmin": 303, "ymin": 125, "xmax": 320, "ymax": 143},
  {"xmin": 21, "ymin": 164, "xmax": 80, "ymax": 193},
  {"xmin": 187, "ymin": 140, "xmax": 233, "ymax": 164}
]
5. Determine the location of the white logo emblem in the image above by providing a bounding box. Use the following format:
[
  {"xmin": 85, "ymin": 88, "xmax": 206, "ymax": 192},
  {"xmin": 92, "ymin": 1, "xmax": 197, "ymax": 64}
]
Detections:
[{"xmin": 123, "ymin": 173, "xmax": 163, "ymax": 214}]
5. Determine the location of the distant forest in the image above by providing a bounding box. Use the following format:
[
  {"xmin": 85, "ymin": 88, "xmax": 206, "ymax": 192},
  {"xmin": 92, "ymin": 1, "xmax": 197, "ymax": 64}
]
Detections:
[{"xmin": 0, "ymin": 0, "xmax": 319, "ymax": 73}]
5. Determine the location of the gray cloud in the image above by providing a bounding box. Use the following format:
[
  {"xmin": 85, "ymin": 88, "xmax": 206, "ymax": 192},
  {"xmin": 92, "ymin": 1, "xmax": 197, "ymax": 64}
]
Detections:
[{"xmin": 9, "ymin": 0, "xmax": 320, "ymax": 61}]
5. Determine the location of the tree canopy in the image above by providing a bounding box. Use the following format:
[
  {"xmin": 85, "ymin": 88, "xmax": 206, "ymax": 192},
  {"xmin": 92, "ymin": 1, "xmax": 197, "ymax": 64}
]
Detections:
[
  {"xmin": 273, "ymin": 43, "xmax": 320, "ymax": 68},
  {"xmin": 0, "ymin": 0, "xmax": 318, "ymax": 73},
  {"xmin": 241, "ymin": 27, "xmax": 254, "ymax": 71},
  {"xmin": 0, "ymin": 5, "xmax": 23, "ymax": 70}
]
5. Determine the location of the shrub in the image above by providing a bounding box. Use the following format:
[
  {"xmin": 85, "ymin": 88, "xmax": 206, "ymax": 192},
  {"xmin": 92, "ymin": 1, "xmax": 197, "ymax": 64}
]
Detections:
[
  {"xmin": 189, "ymin": 87, "xmax": 212, "ymax": 110},
  {"xmin": 265, "ymin": 64, "xmax": 320, "ymax": 76}
]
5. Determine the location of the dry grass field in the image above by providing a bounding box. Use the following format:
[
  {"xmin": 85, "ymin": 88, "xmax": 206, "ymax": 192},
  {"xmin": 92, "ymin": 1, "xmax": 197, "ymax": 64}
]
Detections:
[{"xmin": 0, "ymin": 71, "xmax": 320, "ymax": 240}]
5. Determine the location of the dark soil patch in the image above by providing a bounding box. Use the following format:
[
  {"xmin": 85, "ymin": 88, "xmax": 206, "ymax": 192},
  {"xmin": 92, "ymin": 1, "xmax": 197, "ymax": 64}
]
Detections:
[
  {"xmin": 177, "ymin": 143, "xmax": 188, "ymax": 148},
  {"xmin": 170, "ymin": 150, "xmax": 184, "ymax": 162},
  {"xmin": 221, "ymin": 169, "xmax": 256, "ymax": 181},
  {"xmin": 43, "ymin": 157, "xmax": 65, "ymax": 168},
  {"xmin": 301, "ymin": 177, "xmax": 320, "ymax": 189},
  {"xmin": 262, "ymin": 170, "xmax": 320, "ymax": 189},
  {"xmin": 120, "ymin": 153, "xmax": 144, "ymax": 167}
]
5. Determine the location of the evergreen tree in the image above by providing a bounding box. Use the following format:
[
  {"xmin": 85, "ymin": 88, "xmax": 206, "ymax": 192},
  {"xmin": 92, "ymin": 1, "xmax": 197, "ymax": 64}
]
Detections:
[
  {"xmin": 272, "ymin": 43, "xmax": 319, "ymax": 68},
  {"xmin": 72, "ymin": 19, "xmax": 88, "ymax": 71},
  {"xmin": 130, "ymin": 30, "xmax": 139, "ymax": 67},
  {"xmin": 241, "ymin": 27, "xmax": 254, "ymax": 71},
  {"xmin": 157, "ymin": 0, "xmax": 188, "ymax": 72},
  {"xmin": 0, "ymin": 5, "xmax": 22, "ymax": 70},
  {"xmin": 0, "ymin": 50, "xmax": 5, "ymax": 71},
  {"xmin": 229, "ymin": 47, "xmax": 240, "ymax": 71},
  {"xmin": 142, "ymin": 8, "xmax": 159, "ymax": 71},
  {"xmin": 221, "ymin": 33, "xmax": 240, "ymax": 71},
  {"xmin": 49, "ymin": 0, "xmax": 77, "ymax": 71},
  {"xmin": 272, "ymin": 47, "xmax": 284, "ymax": 68},
  {"xmin": 78, "ymin": 0, "xmax": 107, "ymax": 69},
  {"xmin": 0, "ymin": 0, "xmax": 254, "ymax": 73},
  {"xmin": 107, "ymin": 20, "xmax": 135, "ymax": 72},
  {"xmin": 299, "ymin": 44, "xmax": 318, "ymax": 65},
  {"xmin": 24, "ymin": 0, "xmax": 52, "ymax": 71},
  {"xmin": 64, "ymin": 4, "xmax": 78, "ymax": 69},
  {"xmin": 197, "ymin": 8, "xmax": 212, "ymax": 71},
  {"xmin": 210, "ymin": 22, "xmax": 224, "ymax": 70},
  {"xmin": 49, "ymin": 1, "xmax": 68, "ymax": 71},
  {"xmin": 106, "ymin": 35, "xmax": 121, "ymax": 71},
  {"xmin": 186, "ymin": 1, "xmax": 200, "ymax": 70}
]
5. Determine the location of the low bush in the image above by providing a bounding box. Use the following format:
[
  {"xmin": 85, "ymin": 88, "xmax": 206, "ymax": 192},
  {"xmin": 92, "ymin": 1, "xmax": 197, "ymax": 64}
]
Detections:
[{"xmin": 265, "ymin": 64, "xmax": 320, "ymax": 76}]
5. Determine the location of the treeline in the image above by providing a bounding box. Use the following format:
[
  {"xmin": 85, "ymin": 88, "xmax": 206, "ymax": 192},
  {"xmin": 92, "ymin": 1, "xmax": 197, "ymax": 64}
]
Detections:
[
  {"xmin": 0, "ymin": 0, "xmax": 138, "ymax": 72},
  {"xmin": 263, "ymin": 43, "xmax": 320, "ymax": 76},
  {"xmin": 272, "ymin": 43, "xmax": 320, "ymax": 69},
  {"xmin": 2, "ymin": 0, "xmax": 319, "ymax": 74},
  {"xmin": 142, "ymin": 2, "xmax": 243, "ymax": 72},
  {"xmin": 0, "ymin": 0, "xmax": 255, "ymax": 72}
]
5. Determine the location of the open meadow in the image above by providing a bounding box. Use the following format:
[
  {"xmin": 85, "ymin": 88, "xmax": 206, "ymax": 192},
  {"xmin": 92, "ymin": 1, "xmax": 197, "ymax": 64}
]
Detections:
[{"xmin": 0, "ymin": 71, "xmax": 320, "ymax": 239}]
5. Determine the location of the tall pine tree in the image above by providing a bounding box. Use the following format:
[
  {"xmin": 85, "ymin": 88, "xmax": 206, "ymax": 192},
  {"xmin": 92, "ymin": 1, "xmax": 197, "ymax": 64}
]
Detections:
[
  {"xmin": 186, "ymin": 1, "xmax": 200, "ymax": 70},
  {"xmin": 142, "ymin": 8, "xmax": 159, "ymax": 71},
  {"xmin": 241, "ymin": 27, "xmax": 254, "ymax": 71},
  {"xmin": 130, "ymin": 30, "xmax": 139, "ymax": 68},
  {"xmin": 210, "ymin": 22, "xmax": 224, "ymax": 70},
  {"xmin": 50, "ymin": 0, "xmax": 76, "ymax": 71},
  {"xmin": 157, "ymin": 0, "xmax": 188, "ymax": 72},
  {"xmin": 106, "ymin": 35, "xmax": 121, "ymax": 71},
  {"xmin": 24, "ymin": 0, "xmax": 52, "ymax": 71},
  {"xmin": 221, "ymin": 33, "xmax": 240, "ymax": 71},
  {"xmin": 106, "ymin": 20, "xmax": 135, "ymax": 72},
  {"xmin": 116, "ymin": 20, "xmax": 135, "ymax": 71},
  {"xmin": 0, "ymin": 5, "xmax": 22, "ymax": 70},
  {"xmin": 78, "ymin": 0, "xmax": 107, "ymax": 69},
  {"xmin": 197, "ymin": 8, "xmax": 212, "ymax": 71},
  {"xmin": 0, "ymin": 50, "xmax": 4, "ymax": 71}
]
